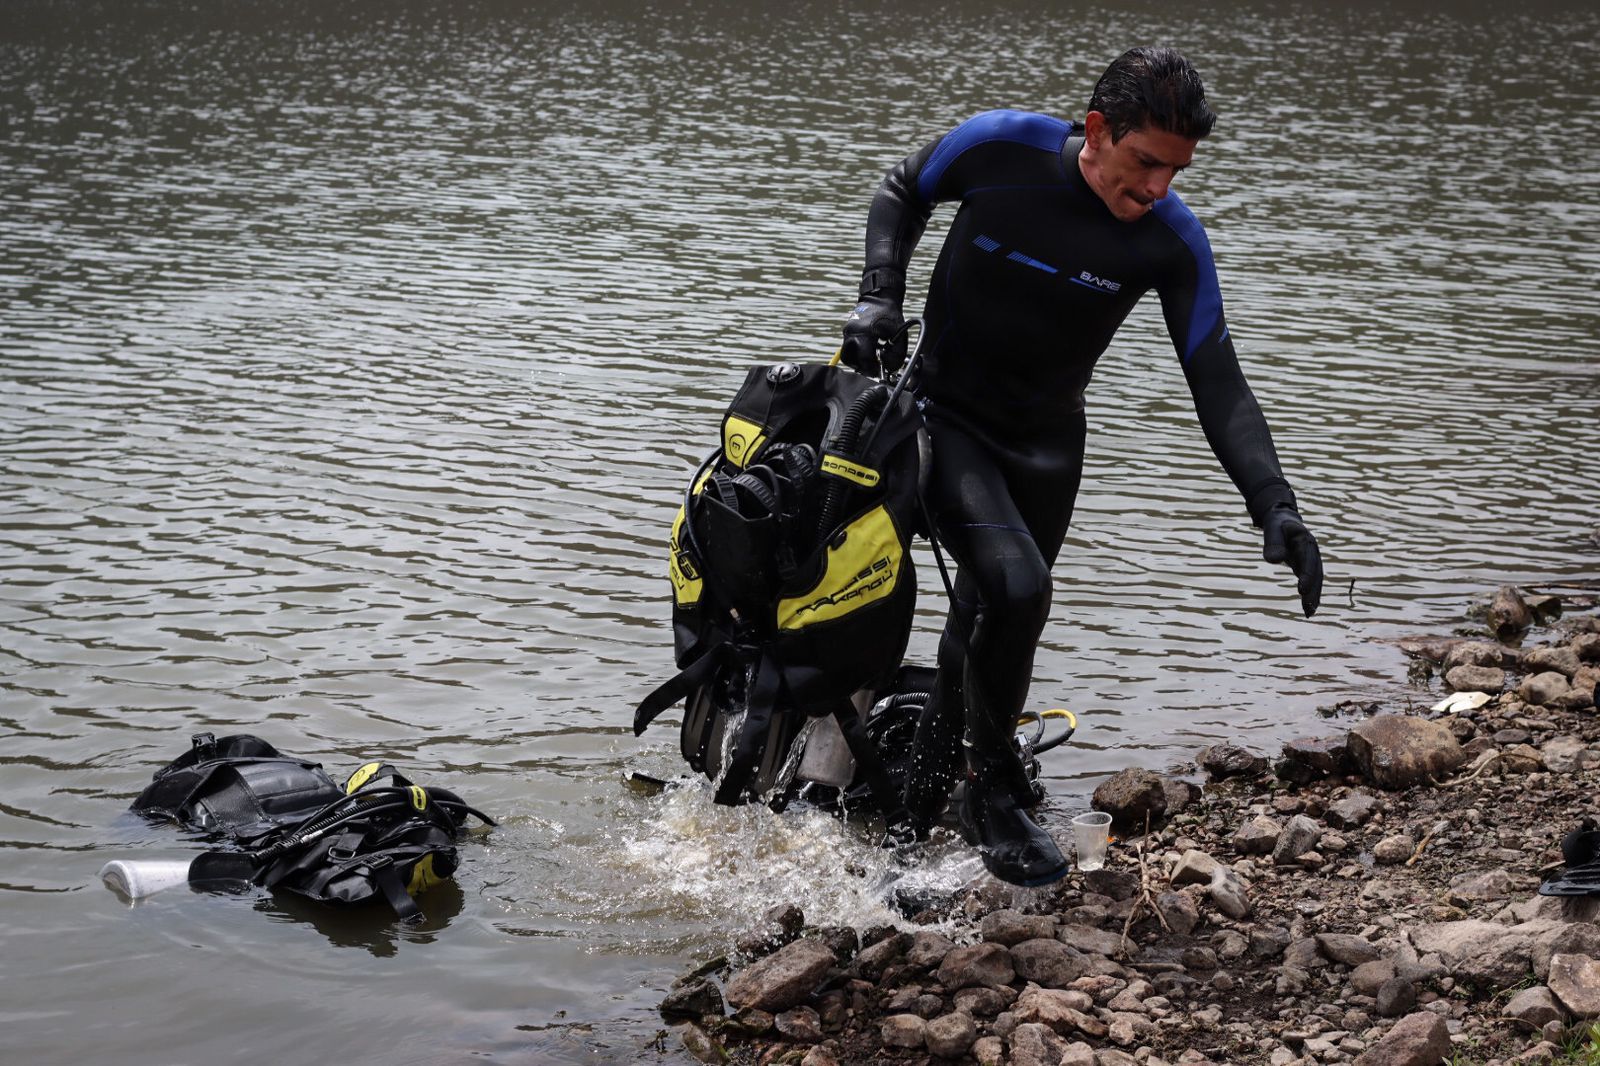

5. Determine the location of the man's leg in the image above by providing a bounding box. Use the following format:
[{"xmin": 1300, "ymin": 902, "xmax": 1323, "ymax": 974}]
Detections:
[{"xmin": 906, "ymin": 416, "xmax": 1084, "ymax": 883}]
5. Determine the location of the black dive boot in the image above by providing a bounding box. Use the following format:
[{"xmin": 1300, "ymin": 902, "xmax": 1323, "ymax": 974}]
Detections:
[
  {"xmin": 957, "ymin": 754, "xmax": 1069, "ymax": 887},
  {"xmin": 955, "ymin": 658, "xmax": 1069, "ymax": 886}
]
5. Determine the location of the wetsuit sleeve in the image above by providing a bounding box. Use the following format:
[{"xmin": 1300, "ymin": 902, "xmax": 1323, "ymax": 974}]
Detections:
[
  {"xmin": 858, "ymin": 137, "xmax": 942, "ymax": 300},
  {"xmin": 860, "ymin": 111, "xmax": 1075, "ymax": 300},
  {"xmin": 1154, "ymin": 206, "xmax": 1297, "ymax": 525}
]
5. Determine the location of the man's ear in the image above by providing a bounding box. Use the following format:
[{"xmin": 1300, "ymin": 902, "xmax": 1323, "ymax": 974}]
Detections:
[{"xmin": 1083, "ymin": 110, "xmax": 1110, "ymax": 149}]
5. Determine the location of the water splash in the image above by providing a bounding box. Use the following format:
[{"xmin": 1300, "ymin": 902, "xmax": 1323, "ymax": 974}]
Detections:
[{"xmin": 616, "ymin": 781, "xmax": 983, "ymax": 945}]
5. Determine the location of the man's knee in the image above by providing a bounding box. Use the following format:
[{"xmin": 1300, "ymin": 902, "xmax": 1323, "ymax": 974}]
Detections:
[
  {"xmin": 984, "ymin": 558, "xmax": 1053, "ymax": 643},
  {"xmin": 1008, "ymin": 566, "xmax": 1054, "ymax": 637}
]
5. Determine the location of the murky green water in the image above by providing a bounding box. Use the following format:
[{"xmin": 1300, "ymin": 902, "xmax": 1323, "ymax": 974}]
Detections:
[{"xmin": 3, "ymin": 1, "xmax": 1597, "ymax": 1061}]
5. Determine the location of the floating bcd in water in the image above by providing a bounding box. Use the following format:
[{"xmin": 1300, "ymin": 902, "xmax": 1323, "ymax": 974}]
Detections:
[{"xmin": 127, "ymin": 733, "xmax": 495, "ymax": 922}]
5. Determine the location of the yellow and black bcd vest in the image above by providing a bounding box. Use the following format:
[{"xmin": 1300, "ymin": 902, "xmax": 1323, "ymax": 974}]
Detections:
[{"xmin": 636, "ymin": 361, "xmax": 923, "ymax": 806}]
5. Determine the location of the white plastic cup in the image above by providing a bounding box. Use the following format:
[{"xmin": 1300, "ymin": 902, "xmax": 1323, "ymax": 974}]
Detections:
[
  {"xmin": 1071, "ymin": 811, "xmax": 1113, "ymax": 872},
  {"xmin": 99, "ymin": 859, "xmax": 194, "ymax": 900}
]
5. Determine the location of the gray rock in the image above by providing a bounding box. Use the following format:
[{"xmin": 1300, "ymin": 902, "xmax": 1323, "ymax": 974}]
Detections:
[
  {"xmin": 1275, "ymin": 964, "xmax": 1309, "ymax": 995},
  {"xmin": 952, "ymin": 986, "xmax": 1008, "ymax": 1018},
  {"xmin": 1161, "ymin": 776, "xmax": 1202, "ymax": 815},
  {"xmin": 1251, "ymin": 925, "xmax": 1291, "ymax": 958},
  {"xmin": 1326, "ymin": 792, "xmax": 1382, "ymax": 829},
  {"xmin": 1317, "ymin": 933, "xmax": 1384, "ymax": 967},
  {"xmin": 1209, "ymin": 868, "xmax": 1252, "ymax": 919},
  {"xmin": 1548, "ymin": 953, "xmax": 1600, "ymax": 1019},
  {"xmin": 1444, "ymin": 640, "xmax": 1515, "ymax": 671},
  {"xmin": 848, "ymin": 931, "xmax": 909, "ymax": 979},
  {"xmin": 1374, "ymin": 834, "xmax": 1414, "ymax": 865},
  {"xmin": 799, "ymin": 1046, "xmax": 839, "ymax": 1066},
  {"xmin": 1092, "ymin": 768, "xmax": 1168, "ymax": 826},
  {"xmin": 1408, "ymin": 919, "xmax": 1527, "ymax": 985},
  {"xmin": 1233, "ymin": 815, "xmax": 1283, "ymax": 856},
  {"xmin": 1570, "ymin": 665, "xmax": 1600, "ymax": 709},
  {"xmin": 724, "ymin": 1007, "xmax": 774, "ymax": 1036},
  {"xmin": 1056, "ymin": 925, "xmax": 1128, "ymax": 957},
  {"xmin": 1284, "ymin": 937, "xmax": 1326, "ymax": 970},
  {"xmin": 1444, "ymin": 664, "xmax": 1505, "ymax": 694},
  {"xmin": 1352, "ymin": 958, "xmax": 1397, "ymax": 997},
  {"xmin": 1525, "ymin": 645, "xmax": 1581, "ymax": 678},
  {"xmin": 1348, "ymin": 715, "xmax": 1467, "ymax": 789},
  {"xmin": 725, "ymin": 938, "xmax": 837, "ymax": 1012},
  {"xmin": 1488, "ymin": 585, "xmax": 1533, "ymax": 640},
  {"xmin": 1520, "ymin": 671, "xmax": 1571, "ymax": 706},
  {"xmin": 924, "ymin": 1011, "xmax": 978, "ymax": 1058},
  {"xmin": 736, "ymin": 903, "xmax": 805, "ymax": 956},
  {"xmin": 1350, "ymin": 1011, "xmax": 1450, "ymax": 1066},
  {"xmin": 938, "ymin": 942, "xmax": 1016, "ymax": 991},
  {"xmin": 1375, "ymin": 977, "xmax": 1416, "ymax": 1017},
  {"xmin": 1282, "ymin": 734, "xmax": 1354, "ymax": 778},
  {"xmin": 1011, "ymin": 985, "xmax": 1097, "ymax": 1032},
  {"xmin": 1007, "ymin": 1022, "xmax": 1070, "ymax": 1066},
  {"xmin": 1083, "ymin": 867, "xmax": 1139, "ymax": 901},
  {"xmin": 678, "ymin": 1022, "xmax": 727, "ymax": 1064},
  {"xmin": 1542, "ymin": 735, "xmax": 1591, "ymax": 774},
  {"xmin": 907, "ymin": 930, "xmax": 957, "ymax": 969},
  {"xmin": 810, "ymin": 926, "xmax": 858, "ymax": 964},
  {"xmin": 775, "ymin": 1006, "xmax": 823, "ymax": 1042},
  {"xmin": 981, "ymin": 909, "xmax": 1056, "ymax": 946},
  {"xmin": 1060, "ymin": 1042, "xmax": 1097, "ymax": 1066},
  {"xmin": 1273, "ymin": 814, "xmax": 1323, "ymax": 865},
  {"xmin": 1504, "ymin": 986, "xmax": 1565, "ymax": 1030},
  {"xmin": 880, "ymin": 1013, "xmax": 927, "ymax": 1049},
  {"xmin": 1095, "ymin": 1052, "xmax": 1139, "ymax": 1066},
  {"xmin": 1448, "ymin": 869, "xmax": 1512, "ymax": 904},
  {"xmin": 1172, "ymin": 849, "xmax": 1225, "ymax": 885},
  {"xmin": 1272, "ymin": 754, "xmax": 1319, "ymax": 786},
  {"xmin": 1157, "ymin": 890, "xmax": 1201, "ymax": 935},
  {"xmin": 1197, "ymin": 743, "xmax": 1268, "ymax": 780},
  {"xmin": 1010, "ymin": 938, "xmax": 1089, "ymax": 988},
  {"xmin": 1213, "ymin": 929, "xmax": 1248, "ymax": 959},
  {"xmin": 661, "ymin": 978, "xmax": 726, "ymax": 1019},
  {"xmin": 1407, "ymin": 919, "xmax": 1600, "ymax": 989},
  {"xmin": 1526, "ymin": 593, "xmax": 1564, "ymax": 623}
]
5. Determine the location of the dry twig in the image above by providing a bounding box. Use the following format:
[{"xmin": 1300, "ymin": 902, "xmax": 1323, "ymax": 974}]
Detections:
[{"xmin": 1119, "ymin": 812, "xmax": 1171, "ymax": 951}]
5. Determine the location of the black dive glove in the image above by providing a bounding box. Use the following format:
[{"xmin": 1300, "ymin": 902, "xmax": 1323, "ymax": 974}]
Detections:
[
  {"xmin": 840, "ymin": 293, "xmax": 906, "ymax": 378},
  {"xmin": 1261, "ymin": 502, "xmax": 1323, "ymax": 617}
]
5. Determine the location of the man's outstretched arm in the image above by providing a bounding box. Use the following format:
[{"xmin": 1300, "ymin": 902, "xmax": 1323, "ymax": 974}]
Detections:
[
  {"xmin": 1154, "ymin": 201, "xmax": 1323, "ymax": 617},
  {"xmin": 1181, "ymin": 336, "xmax": 1323, "ymax": 617}
]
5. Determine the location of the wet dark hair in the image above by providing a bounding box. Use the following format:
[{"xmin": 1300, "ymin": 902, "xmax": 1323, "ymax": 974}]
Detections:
[{"xmin": 1088, "ymin": 46, "xmax": 1216, "ymax": 142}]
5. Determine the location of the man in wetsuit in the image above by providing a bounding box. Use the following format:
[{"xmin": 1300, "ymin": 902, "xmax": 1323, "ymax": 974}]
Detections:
[{"xmin": 840, "ymin": 47, "xmax": 1324, "ymax": 886}]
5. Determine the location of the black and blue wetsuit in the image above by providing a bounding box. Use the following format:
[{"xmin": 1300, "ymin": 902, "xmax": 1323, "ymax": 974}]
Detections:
[{"xmin": 854, "ymin": 110, "xmax": 1300, "ymax": 823}]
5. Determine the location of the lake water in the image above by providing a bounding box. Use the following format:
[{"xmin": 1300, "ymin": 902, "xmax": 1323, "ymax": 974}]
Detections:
[{"xmin": 3, "ymin": 0, "xmax": 1597, "ymax": 1061}]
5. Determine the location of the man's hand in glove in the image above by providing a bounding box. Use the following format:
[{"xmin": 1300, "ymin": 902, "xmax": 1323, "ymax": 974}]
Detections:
[
  {"xmin": 840, "ymin": 294, "xmax": 905, "ymax": 377},
  {"xmin": 1261, "ymin": 503, "xmax": 1323, "ymax": 617}
]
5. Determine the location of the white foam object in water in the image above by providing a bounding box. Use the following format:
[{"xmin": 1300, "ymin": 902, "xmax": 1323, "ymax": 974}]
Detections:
[
  {"xmin": 1431, "ymin": 690, "xmax": 1492, "ymax": 714},
  {"xmin": 99, "ymin": 859, "xmax": 194, "ymax": 900}
]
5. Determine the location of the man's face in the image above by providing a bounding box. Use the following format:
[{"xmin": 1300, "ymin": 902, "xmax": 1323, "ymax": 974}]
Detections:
[{"xmin": 1080, "ymin": 110, "xmax": 1200, "ymax": 222}]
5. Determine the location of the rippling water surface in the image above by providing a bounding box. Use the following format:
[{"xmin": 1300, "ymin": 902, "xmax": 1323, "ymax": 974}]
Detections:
[{"xmin": 3, "ymin": 0, "xmax": 1598, "ymax": 1061}]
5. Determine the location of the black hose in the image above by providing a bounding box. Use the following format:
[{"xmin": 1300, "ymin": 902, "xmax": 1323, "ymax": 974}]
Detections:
[
  {"xmin": 679, "ymin": 447, "xmax": 721, "ymax": 565},
  {"xmin": 816, "ymin": 383, "xmax": 888, "ymax": 539}
]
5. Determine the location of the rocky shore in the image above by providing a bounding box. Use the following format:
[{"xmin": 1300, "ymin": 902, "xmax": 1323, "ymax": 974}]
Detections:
[{"xmin": 658, "ymin": 586, "xmax": 1600, "ymax": 1066}]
